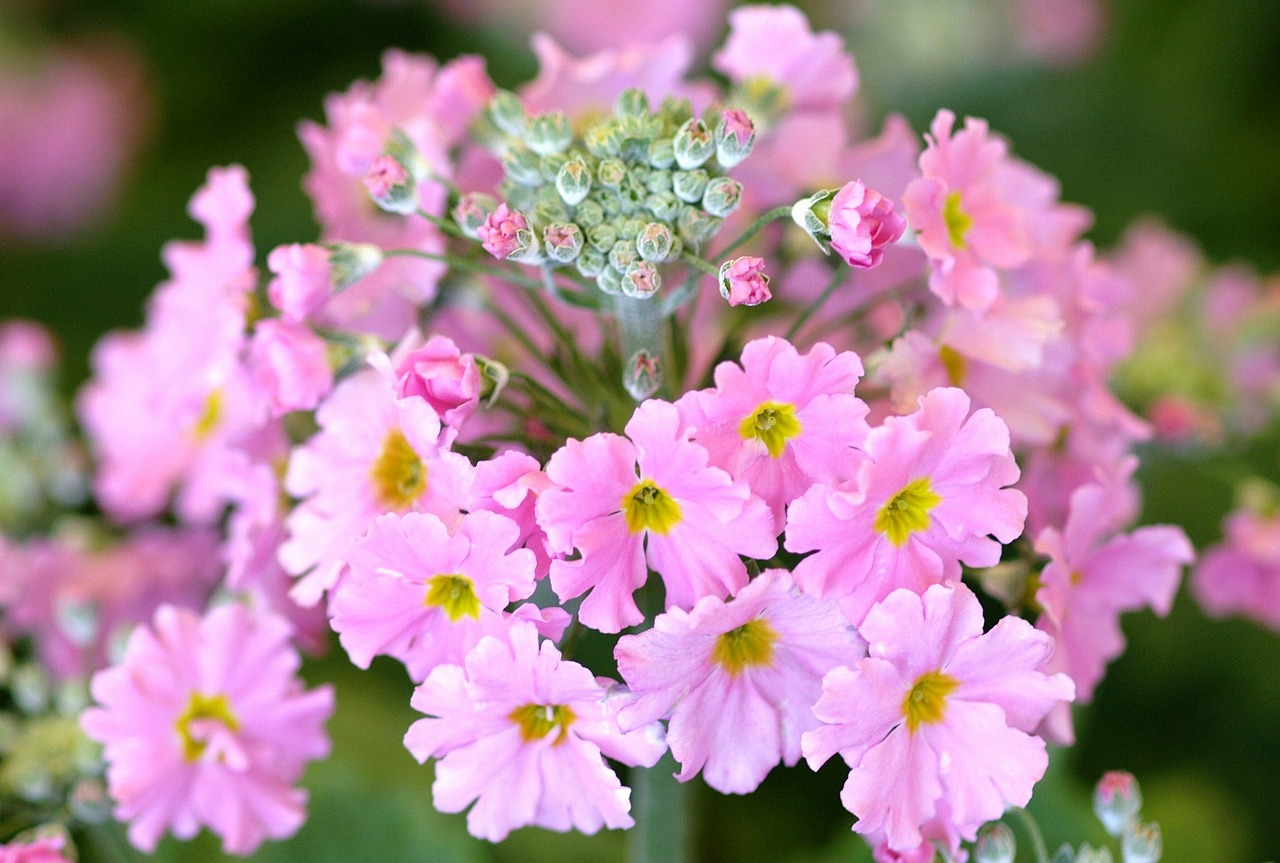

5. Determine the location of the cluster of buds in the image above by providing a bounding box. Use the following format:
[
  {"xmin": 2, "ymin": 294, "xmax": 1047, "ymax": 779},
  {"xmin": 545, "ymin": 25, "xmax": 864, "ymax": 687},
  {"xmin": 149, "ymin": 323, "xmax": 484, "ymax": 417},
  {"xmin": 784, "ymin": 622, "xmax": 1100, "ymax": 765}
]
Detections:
[{"xmin": 462, "ymin": 87, "xmax": 755, "ymax": 298}]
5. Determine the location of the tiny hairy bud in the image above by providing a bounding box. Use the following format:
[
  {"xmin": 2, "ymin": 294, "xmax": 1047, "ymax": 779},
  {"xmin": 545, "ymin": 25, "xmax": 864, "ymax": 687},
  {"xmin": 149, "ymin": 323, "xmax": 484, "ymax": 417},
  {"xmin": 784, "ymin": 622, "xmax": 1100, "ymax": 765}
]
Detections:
[
  {"xmin": 502, "ymin": 146, "xmax": 545, "ymax": 187},
  {"xmin": 597, "ymin": 264, "xmax": 624, "ymax": 295},
  {"xmin": 672, "ymin": 169, "xmax": 710, "ymax": 204},
  {"xmin": 621, "ymin": 261, "xmax": 662, "ymax": 298},
  {"xmin": 588, "ymin": 223, "xmax": 618, "ymax": 252},
  {"xmin": 556, "ymin": 156, "xmax": 593, "ymax": 206},
  {"xmin": 609, "ymin": 239, "xmax": 640, "ymax": 273},
  {"xmin": 452, "ymin": 193, "xmax": 498, "ymax": 238},
  {"xmin": 645, "ymin": 192, "xmax": 681, "ymax": 222},
  {"xmin": 1075, "ymin": 846, "xmax": 1114, "ymax": 863},
  {"xmin": 597, "ymin": 159, "xmax": 627, "ymax": 190},
  {"xmin": 526, "ymin": 111, "xmax": 572, "ymax": 156},
  {"xmin": 624, "ymin": 348, "xmax": 662, "ymax": 400},
  {"xmin": 328, "ymin": 242, "xmax": 384, "ymax": 290},
  {"xmin": 543, "ymin": 222, "xmax": 585, "ymax": 264},
  {"xmin": 363, "ymin": 153, "xmax": 418, "ymax": 215},
  {"xmin": 673, "ymin": 118, "xmax": 716, "ymax": 170},
  {"xmin": 575, "ymin": 246, "xmax": 607, "ymax": 278},
  {"xmin": 1121, "ymin": 823, "xmax": 1161, "ymax": 863},
  {"xmin": 974, "ymin": 822, "xmax": 1017, "ymax": 863},
  {"xmin": 1094, "ymin": 771, "xmax": 1143, "ymax": 836},
  {"xmin": 616, "ymin": 88, "xmax": 650, "ymax": 120},
  {"xmin": 791, "ymin": 188, "xmax": 836, "ymax": 253},
  {"xmin": 677, "ymin": 205, "xmax": 722, "ymax": 248},
  {"xmin": 635, "ymin": 222, "xmax": 674, "ymax": 262},
  {"xmin": 702, "ymin": 176, "xmax": 743, "ymax": 218},
  {"xmin": 583, "ymin": 120, "xmax": 623, "ymax": 158},
  {"xmin": 474, "ymin": 355, "xmax": 510, "ymax": 408},
  {"xmin": 489, "ymin": 89, "xmax": 527, "ymax": 138},
  {"xmin": 648, "ymin": 137, "xmax": 676, "ymax": 169},
  {"xmin": 715, "ymin": 108, "xmax": 757, "ymax": 168},
  {"xmin": 574, "ymin": 198, "xmax": 606, "ymax": 228}
]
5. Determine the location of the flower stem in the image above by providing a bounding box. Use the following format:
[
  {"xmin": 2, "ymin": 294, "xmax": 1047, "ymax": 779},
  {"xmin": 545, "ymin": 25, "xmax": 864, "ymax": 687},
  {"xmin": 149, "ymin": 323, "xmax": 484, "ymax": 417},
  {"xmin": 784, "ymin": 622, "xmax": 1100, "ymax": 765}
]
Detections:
[
  {"xmin": 1010, "ymin": 808, "xmax": 1050, "ymax": 863},
  {"xmin": 716, "ymin": 204, "xmax": 792, "ymax": 258},
  {"xmin": 784, "ymin": 265, "xmax": 845, "ymax": 342},
  {"xmin": 627, "ymin": 754, "xmax": 692, "ymax": 863},
  {"xmin": 384, "ymin": 248, "xmax": 546, "ymax": 291},
  {"xmin": 614, "ymin": 294, "xmax": 666, "ymax": 400}
]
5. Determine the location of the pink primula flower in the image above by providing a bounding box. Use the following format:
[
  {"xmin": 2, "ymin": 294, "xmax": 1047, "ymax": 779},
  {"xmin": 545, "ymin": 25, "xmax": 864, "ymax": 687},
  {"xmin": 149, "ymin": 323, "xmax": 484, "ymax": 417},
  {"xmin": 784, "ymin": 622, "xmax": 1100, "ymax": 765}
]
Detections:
[
  {"xmin": 393, "ymin": 334, "xmax": 482, "ymax": 427},
  {"xmin": 403, "ymin": 622, "xmax": 666, "ymax": 841},
  {"xmin": 537, "ymin": 400, "xmax": 777, "ymax": 633},
  {"xmin": 81, "ymin": 603, "xmax": 333, "ymax": 855},
  {"xmin": 785, "ymin": 387, "xmax": 1026, "ymax": 626},
  {"xmin": 328, "ymin": 510, "xmax": 541, "ymax": 681},
  {"xmin": 615, "ymin": 568, "xmax": 863, "ymax": 794},
  {"xmin": 477, "ymin": 203, "xmax": 531, "ymax": 261},
  {"xmin": 828, "ymin": 180, "xmax": 907, "ymax": 270},
  {"xmin": 468, "ymin": 450, "xmax": 555, "ymax": 578},
  {"xmin": 718, "ymin": 256, "xmax": 772, "ymax": 307},
  {"xmin": 677, "ymin": 336, "xmax": 869, "ymax": 529},
  {"xmin": 266, "ymin": 243, "xmax": 333, "ymax": 323},
  {"xmin": 803, "ymin": 583, "xmax": 1074, "ymax": 851},
  {"xmin": 903, "ymin": 110, "xmax": 1034, "ymax": 311},
  {"xmin": 1193, "ymin": 506, "xmax": 1280, "ymax": 631},
  {"xmin": 248, "ymin": 319, "xmax": 334, "ymax": 416}
]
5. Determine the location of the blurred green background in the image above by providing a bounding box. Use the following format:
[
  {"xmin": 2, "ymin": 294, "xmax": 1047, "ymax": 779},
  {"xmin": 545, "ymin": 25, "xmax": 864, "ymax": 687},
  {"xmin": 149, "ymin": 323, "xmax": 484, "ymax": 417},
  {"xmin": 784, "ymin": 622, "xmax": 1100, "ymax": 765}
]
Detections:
[{"xmin": 2, "ymin": 0, "xmax": 1279, "ymax": 860}]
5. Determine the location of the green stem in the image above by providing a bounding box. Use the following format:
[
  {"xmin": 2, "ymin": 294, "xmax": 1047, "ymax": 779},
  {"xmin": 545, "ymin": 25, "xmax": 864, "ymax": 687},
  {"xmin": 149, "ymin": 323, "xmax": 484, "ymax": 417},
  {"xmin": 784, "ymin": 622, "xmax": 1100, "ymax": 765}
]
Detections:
[
  {"xmin": 1010, "ymin": 808, "xmax": 1050, "ymax": 863},
  {"xmin": 416, "ymin": 208, "xmax": 468, "ymax": 239},
  {"xmin": 614, "ymin": 294, "xmax": 666, "ymax": 400},
  {"xmin": 627, "ymin": 754, "xmax": 692, "ymax": 863},
  {"xmin": 384, "ymin": 248, "xmax": 546, "ymax": 291},
  {"xmin": 716, "ymin": 204, "xmax": 792, "ymax": 258},
  {"xmin": 679, "ymin": 252, "xmax": 720, "ymax": 277},
  {"xmin": 784, "ymin": 266, "xmax": 845, "ymax": 342}
]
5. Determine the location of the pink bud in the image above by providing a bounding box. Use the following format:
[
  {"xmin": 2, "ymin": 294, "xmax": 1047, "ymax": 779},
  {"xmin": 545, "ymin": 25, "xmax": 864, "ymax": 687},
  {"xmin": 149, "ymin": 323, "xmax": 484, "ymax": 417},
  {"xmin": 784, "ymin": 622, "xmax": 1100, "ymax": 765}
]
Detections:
[
  {"xmin": 1094, "ymin": 770, "xmax": 1143, "ymax": 836},
  {"xmin": 362, "ymin": 154, "xmax": 415, "ymax": 214},
  {"xmin": 394, "ymin": 335, "xmax": 481, "ymax": 427},
  {"xmin": 266, "ymin": 243, "xmax": 333, "ymax": 322},
  {"xmin": 249, "ymin": 319, "xmax": 334, "ymax": 416},
  {"xmin": 476, "ymin": 202, "xmax": 530, "ymax": 260},
  {"xmin": 828, "ymin": 180, "xmax": 906, "ymax": 269},
  {"xmin": 718, "ymin": 256, "xmax": 772, "ymax": 307}
]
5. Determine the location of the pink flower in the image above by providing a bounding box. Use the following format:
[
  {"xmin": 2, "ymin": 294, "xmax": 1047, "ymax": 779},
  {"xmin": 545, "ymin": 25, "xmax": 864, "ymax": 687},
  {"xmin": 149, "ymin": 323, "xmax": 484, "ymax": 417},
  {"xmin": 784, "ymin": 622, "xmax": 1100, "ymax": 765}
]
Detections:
[
  {"xmin": 477, "ymin": 203, "xmax": 531, "ymax": 260},
  {"xmin": 828, "ymin": 180, "xmax": 906, "ymax": 269},
  {"xmin": 718, "ymin": 256, "xmax": 772, "ymax": 306},
  {"xmin": 467, "ymin": 450, "xmax": 554, "ymax": 578},
  {"xmin": 903, "ymin": 110, "xmax": 1034, "ymax": 311},
  {"xmin": 328, "ymin": 510, "xmax": 538, "ymax": 680},
  {"xmin": 615, "ymin": 568, "xmax": 863, "ymax": 794},
  {"xmin": 394, "ymin": 335, "xmax": 482, "ymax": 427},
  {"xmin": 0, "ymin": 837, "xmax": 71, "ymax": 863},
  {"xmin": 802, "ymin": 583, "xmax": 1074, "ymax": 851},
  {"xmin": 403, "ymin": 622, "xmax": 666, "ymax": 841},
  {"xmin": 785, "ymin": 387, "xmax": 1026, "ymax": 625},
  {"xmin": 249, "ymin": 319, "xmax": 333, "ymax": 416},
  {"xmin": 677, "ymin": 336, "xmax": 869, "ymax": 529},
  {"xmin": 1192, "ymin": 506, "xmax": 1280, "ymax": 631},
  {"xmin": 81, "ymin": 603, "xmax": 333, "ymax": 855},
  {"xmin": 267, "ymin": 243, "xmax": 333, "ymax": 322},
  {"xmin": 537, "ymin": 400, "xmax": 777, "ymax": 633}
]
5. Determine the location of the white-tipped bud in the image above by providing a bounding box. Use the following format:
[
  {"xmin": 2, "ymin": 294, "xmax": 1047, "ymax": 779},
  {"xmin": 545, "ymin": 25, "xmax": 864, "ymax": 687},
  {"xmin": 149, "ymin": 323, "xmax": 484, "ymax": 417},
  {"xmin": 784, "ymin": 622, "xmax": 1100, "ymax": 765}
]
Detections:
[
  {"xmin": 543, "ymin": 222, "xmax": 585, "ymax": 264},
  {"xmin": 1075, "ymin": 846, "xmax": 1114, "ymax": 863},
  {"xmin": 474, "ymin": 355, "xmax": 509, "ymax": 408},
  {"xmin": 635, "ymin": 222, "xmax": 674, "ymax": 262},
  {"xmin": 645, "ymin": 192, "xmax": 681, "ymax": 222},
  {"xmin": 452, "ymin": 193, "xmax": 498, "ymax": 238},
  {"xmin": 676, "ymin": 205, "xmax": 721, "ymax": 248},
  {"xmin": 328, "ymin": 242, "xmax": 384, "ymax": 291},
  {"xmin": 615, "ymin": 87, "xmax": 650, "ymax": 120},
  {"xmin": 363, "ymin": 153, "xmax": 418, "ymax": 216},
  {"xmin": 673, "ymin": 118, "xmax": 716, "ymax": 170},
  {"xmin": 1121, "ymin": 822, "xmax": 1161, "ymax": 863},
  {"xmin": 574, "ymin": 198, "xmax": 605, "ymax": 228},
  {"xmin": 489, "ymin": 89, "xmax": 527, "ymax": 138},
  {"xmin": 575, "ymin": 246, "xmax": 607, "ymax": 278},
  {"xmin": 526, "ymin": 111, "xmax": 572, "ymax": 156},
  {"xmin": 790, "ymin": 188, "xmax": 836, "ymax": 253},
  {"xmin": 596, "ymin": 159, "xmax": 627, "ymax": 189},
  {"xmin": 974, "ymin": 822, "xmax": 1016, "ymax": 863},
  {"xmin": 672, "ymin": 169, "xmax": 709, "ymax": 204},
  {"xmin": 555, "ymin": 157, "xmax": 593, "ymax": 206},
  {"xmin": 715, "ymin": 108, "xmax": 757, "ymax": 169},
  {"xmin": 621, "ymin": 261, "xmax": 662, "ymax": 298},
  {"xmin": 702, "ymin": 176, "xmax": 743, "ymax": 218},
  {"xmin": 1094, "ymin": 771, "xmax": 1143, "ymax": 836},
  {"xmin": 624, "ymin": 348, "xmax": 661, "ymax": 400},
  {"xmin": 648, "ymin": 137, "xmax": 676, "ymax": 169},
  {"xmin": 502, "ymin": 146, "xmax": 544, "ymax": 187}
]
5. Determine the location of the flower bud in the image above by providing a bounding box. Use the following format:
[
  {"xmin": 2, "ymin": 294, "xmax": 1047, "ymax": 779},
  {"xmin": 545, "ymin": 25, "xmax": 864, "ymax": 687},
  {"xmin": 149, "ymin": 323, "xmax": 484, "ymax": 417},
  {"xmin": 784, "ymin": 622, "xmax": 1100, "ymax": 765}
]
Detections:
[
  {"xmin": 575, "ymin": 198, "xmax": 605, "ymax": 228},
  {"xmin": 1121, "ymin": 823, "xmax": 1161, "ymax": 863},
  {"xmin": 556, "ymin": 157, "xmax": 593, "ymax": 206},
  {"xmin": 526, "ymin": 111, "xmax": 572, "ymax": 156},
  {"xmin": 636, "ymin": 222, "xmax": 674, "ymax": 262},
  {"xmin": 363, "ymin": 154, "xmax": 418, "ymax": 215},
  {"xmin": 583, "ymin": 120, "xmax": 623, "ymax": 158},
  {"xmin": 645, "ymin": 169, "xmax": 673, "ymax": 194},
  {"xmin": 624, "ymin": 349, "xmax": 661, "ymax": 400},
  {"xmin": 588, "ymin": 223, "xmax": 618, "ymax": 252},
  {"xmin": 646, "ymin": 192, "xmax": 681, "ymax": 222},
  {"xmin": 502, "ymin": 146, "xmax": 544, "ymax": 187},
  {"xmin": 622, "ymin": 261, "xmax": 662, "ymax": 298},
  {"xmin": 597, "ymin": 158, "xmax": 627, "ymax": 189},
  {"xmin": 791, "ymin": 188, "xmax": 836, "ymax": 253},
  {"xmin": 648, "ymin": 137, "xmax": 676, "ymax": 169},
  {"xmin": 543, "ymin": 222, "xmax": 585, "ymax": 263},
  {"xmin": 673, "ymin": 118, "xmax": 715, "ymax": 170},
  {"xmin": 395, "ymin": 335, "xmax": 481, "ymax": 427},
  {"xmin": 477, "ymin": 203, "xmax": 535, "ymax": 261},
  {"xmin": 828, "ymin": 180, "xmax": 906, "ymax": 268},
  {"xmin": 1051, "ymin": 845, "xmax": 1076, "ymax": 863},
  {"xmin": 719, "ymin": 256, "xmax": 771, "ymax": 306},
  {"xmin": 489, "ymin": 89, "xmax": 527, "ymax": 138},
  {"xmin": 539, "ymin": 151, "xmax": 569, "ymax": 183},
  {"xmin": 531, "ymin": 195, "xmax": 571, "ymax": 227},
  {"xmin": 575, "ymin": 246, "xmax": 607, "ymax": 278},
  {"xmin": 974, "ymin": 822, "xmax": 1017, "ymax": 863},
  {"xmin": 452, "ymin": 193, "xmax": 498, "ymax": 239},
  {"xmin": 677, "ymin": 205, "xmax": 721, "ymax": 248},
  {"xmin": 616, "ymin": 87, "xmax": 650, "ymax": 120},
  {"xmin": 474, "ymin": 355, "xmax": 509, "ymax": 408},
  {"xmin": 672, "ymin": 169, "xmax": 710, "ymax": 203},
  {"xmin": 1094, "ymin": 771, "xmax": 1143, "ymax": 836},
  {"xmin": 702, "ymin": 176, "xmax": 743, "ymax": 218},
  {"xmin": 1075, "ymin": 846, "xmax": 1114, "ymax": 863},
  {"xmin": 715, "ymin": 108, "xmax": 756, "ymax": 168},
  {"xmin": 328, "ymin": 242, "xmax": 384, "ymax": 291},
  {"xmin": 609, "ymin": 240, "xmax": 640, "ymax": 273},
  {"xmin": 597, "ymin": 264, "xmax": 624, "ymax": 295},
  {"xmin": 616, "ymin": 217, "xmax": 644, "ymax": 241}
]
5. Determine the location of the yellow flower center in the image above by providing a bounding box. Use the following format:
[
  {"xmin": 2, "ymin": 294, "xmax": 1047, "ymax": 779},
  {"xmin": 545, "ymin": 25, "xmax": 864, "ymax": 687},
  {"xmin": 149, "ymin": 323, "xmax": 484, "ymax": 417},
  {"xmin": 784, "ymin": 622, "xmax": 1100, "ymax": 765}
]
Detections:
[
  {"xmin": 423, "ymin": 573, "xmax": 482, "ymax": 622},
  {"xmin": 740, "ymin": 74, "xmax": 790, "ymax": 128},
  {"xmin": 192, "ymin": 390, "xmax": 223, "ymax": 439},
  {"xmin": 175, "ymin": 692, "xmax": 239, "ymax": 762},
  {"xmin": 370, "ymin": 429, "xmax": 426, "ymax": 509},
  {"xmin": 509, "ymin": 703, "xmax": 576, "ymax": 744},
  {"xmin": 739, "ymin": 401, "xmax": 802, "ymax": 459},
  {"xmin": 622, "ymin": 479, "xmax": 682, "ymax": 535},
  {"xmin": 938, "ymin": 345, "xmax": 968, "ymax": 387},
  {"xmin": 874, "ymin": 477, "xmax": 942, "ymax": 547},
  {"xmin": 943, "ymin": 191, "xmax": 973, "ymax": 249},
  {"xmin": 711, "ymin": 619, "xmax": 779, "ymax": 677},
  {"xmin": 903, "ymin": 671, "xmax": 959, "ymax": 732}
]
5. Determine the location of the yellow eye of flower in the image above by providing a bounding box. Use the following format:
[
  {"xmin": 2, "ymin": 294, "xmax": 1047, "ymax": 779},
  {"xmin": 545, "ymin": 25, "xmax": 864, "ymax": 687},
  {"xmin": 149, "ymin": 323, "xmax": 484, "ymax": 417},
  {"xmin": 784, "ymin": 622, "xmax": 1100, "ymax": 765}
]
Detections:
[
  {"xmin": 711, "ymin": 619, "xmax": 779, "ymax": 676},
  {"xmin": 622, "ymin": 479, "xmax": 682, "ymax": 535},
  {"xmin": 509, "ymin": 703, "xmax": 576, "ymax": 744},
  {"xmin": 739, "ymin": 401, "xmax": 802, "ymax": 458},
  {"xmin": 175, "ymin": 692, "xmax": 239, "ymax": 762},
  {"xmin": 943, "ymin": 191, "xmax": 973, "ymax": 249},
  {"xmin": 370, "ymin": 429, "xmax": 426, "ymax": 509},
  {"xmin": 874, "ymin": 477, "xmax": 942, "ymax": 547},
  {"xmin": 423, "ymin": 574, "xmax": 482, "ymax": 622},
  {"xmin": 902, "ymin": 671, "xmax": 959, "ymax": 732}
]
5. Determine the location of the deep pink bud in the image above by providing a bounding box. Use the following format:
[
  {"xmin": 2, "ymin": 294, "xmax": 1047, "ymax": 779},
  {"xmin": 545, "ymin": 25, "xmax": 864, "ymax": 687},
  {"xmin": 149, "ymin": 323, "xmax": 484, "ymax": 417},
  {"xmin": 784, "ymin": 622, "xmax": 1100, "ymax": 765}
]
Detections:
[
  {"xmin": 828, "ymin": 180, "xmax": 906, "ymax": 269},
  {"xmin": 718, "ymin": 256, "xmax": 772, "ymax": 306},
  {"xmin": 476, "ymin": 202, "xmax": 531, "ymax": 260},
  {"xmin": 394, "ymin": 335, "xmax": 481, "ymax": 427}
]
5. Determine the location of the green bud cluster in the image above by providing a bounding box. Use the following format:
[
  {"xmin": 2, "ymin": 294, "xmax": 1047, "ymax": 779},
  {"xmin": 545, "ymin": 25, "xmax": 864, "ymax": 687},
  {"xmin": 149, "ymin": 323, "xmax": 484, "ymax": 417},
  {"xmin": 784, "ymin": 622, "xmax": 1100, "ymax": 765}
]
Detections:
[{"xmin": 485, "ymin": 87, "xmax": 752, "ymax": 298}]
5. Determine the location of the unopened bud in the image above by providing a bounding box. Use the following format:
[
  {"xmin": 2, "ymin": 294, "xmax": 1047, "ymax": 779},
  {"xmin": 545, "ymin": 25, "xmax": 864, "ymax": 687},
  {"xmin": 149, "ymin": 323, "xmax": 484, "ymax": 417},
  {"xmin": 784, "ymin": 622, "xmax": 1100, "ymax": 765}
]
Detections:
[
  {"xmin": 328, "ymin": 242, "xmax": 384, "ymax": 290},
  {"xmin": 672, "ymin": 169, "xmax": 710, "ymax": 204},
  {"xmin": 974, "ymin": 822, "xmax": 1016, "ymax": 863},
  {"xmin": 622, "ymin": 261, "xmax": 662, "ymax": 298},
  {"xmin": 1051, "ymin": 844, "xmax": 1077, "ymax": 863},
  {"xmin": 526, "ymin": 111, "xmax": 572, "ymax": 155},
  {"xmin": 715, "ymin": 108, "xmax": 756, "ymax": 169},
  {"xmin": 555, "ymin": 156, "xmax": 593, "ymax": 206},
  {"xmin": 575, "ymin": 198, "xmax": 605, "ymax": 228},
  {"xmin": 645, "ymin": 169, "xmax": 673, "ymax": 194},
  {"xmin": 531, "ymin": 195, "xmax": 571, "ymax": 227},
  {"xmin": 609, "ymin": 240, "xmax": 640, "ymax": 273},
  {"xmin": 584, "ymin": 120, "xmax": 623, "ymax": 158},
  {"xmin": 646, "ymin": 192, "xmax": 681, "ymax": 222},
  {"xmin": 677, "ymin": 205, "xmax": 721, "ymax": 248},
  {"xmin": 489, "ymin": 89, "xmax": 527, "ymax": 138},
  {"xmin": 624, "ymin": 349, "xmax": 662, "ymax": 400},
  {"xmin": 719, "ymin": 256, "xmax": 771, "ymax": 307},
  {"xmin": 673, "ymin": 118, "xmax": 715, "ymax": 170},
  {"xmin": 453, "ymin": 193, "xmax": 498, "ymax": 238},
  {"xmin": 1075, "ymin": 846, "xmax": 1114, "ymax": 863},
  {"xmin": 1094, "ymin": 771, "xmax": 1143, "ymax": 836},
  {"xmin": 477, "ymin": 203, "xmax": 537, "ymax": 262},
  {"xmin": 791, "ymin": 188, "xmax": 836, "ymax": 253},
  {"xmin": 502, "ymin": 146, "xmax": 544, "ymax": 187},
  {"xmin": 636, "ymin": 222, "xmax": 674, "ymax": 262},
  {"xmin": 702, "ymin": 176, "xmax": 743, "ymax": 218},
  {"xmin": 597, "ymin": 264, "xmax": 624, "ymax": 295},
  {"xmin": 539, "ymin": 151, "xmax": 569, "ymax": 183},
  {"xmin": 1121, "ymin": 823, "xmax": 1161, "ymax": 863},
  {"xmin": 616, "ymin": 88, "xmax": 650, "ymax": 120},
  {"xmin": 648, "ymin": 137, "xmax": 676, "ymax": 169},
  {"xmin": 474, "ymin": 355, "xmax": 509, "ymax": 408},
  {"xmin": 543, "ymin": 222, "xmax": 585, "ymax": 263},
  {"xmin": 588, "ymin": 223, "xmax": 618, "ymax": 252},
  {"xmin": 575, "ymin": 246, "xmax": 607, "ymax": 278},
  {"xmin": 597, "ymin": 159, "xmax": 627, "ymax": 189},
  {"xmin": 363, "ymin": 153, "xmax": 418, "ymax": 215}
]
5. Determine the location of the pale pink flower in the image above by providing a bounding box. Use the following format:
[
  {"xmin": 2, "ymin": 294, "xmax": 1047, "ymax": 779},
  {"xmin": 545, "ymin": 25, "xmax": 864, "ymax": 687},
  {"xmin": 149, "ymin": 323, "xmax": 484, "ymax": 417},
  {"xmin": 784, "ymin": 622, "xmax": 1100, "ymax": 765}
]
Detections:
[
  {"xmin": 803, "ymin": 583, "xmax": 1074, "ymax": 851},
  {"xmin": 81, "ymin": 603, "xmax": 333, "ymax": 855},
  {"xmin": 718, "ymin": 256, "xmax": 772, "ymax": 307},
  {"xmin": 785, "ymin": 387, "xmax": 1026, "ymax": 626},
  {"xmin": 537, "ymin": 400, "xmax": 777, "ymax": 633},
  {"xmin": 279, "ymin": 368, "xmax": 474, "ymax": 606},
  {"xmin": 0, "ymin": 837, "xmax": 72, "ymax": 863},
  {"xmin": 828, "ymin": 181, "xmax": 907, "ymax": 269},
  {"xmin": 266, "ymin": 243, "xmax": 334, "ymax": 323},
  {"xmin": 403, "ymin": 622, "xmax": 666, "ymax": 841},
  {"xmin": 1192, "ymin": 507, "xmax": 1280, "ymax": 631},
  {"xmin": 903, "ymin": 110, "xmax": 1034, "ymax": 311},
  {"xmin": 467, "ymin": 450, "xmax": 554, "ymax": 578},
  {"xmin": 328, "ymin": 510, "xmax": 538, "ymax": 680},
  {"xmin": 248, "ymin": 319, "xmax": 333, "ymax": 417},
  {"xmin": 393, "ymin": 334, "xmax": 482, "ymax": 427},
  {"xmin": 615, "ymin": 568, "xmax": 863, "ymax": 794},
  {"xmin": 477, "ymin": 203, "xmax": 531, "ymax": 261},
  {"xmin": 677, "ymin": 336, "xmax": 869, "ymax": 529}
]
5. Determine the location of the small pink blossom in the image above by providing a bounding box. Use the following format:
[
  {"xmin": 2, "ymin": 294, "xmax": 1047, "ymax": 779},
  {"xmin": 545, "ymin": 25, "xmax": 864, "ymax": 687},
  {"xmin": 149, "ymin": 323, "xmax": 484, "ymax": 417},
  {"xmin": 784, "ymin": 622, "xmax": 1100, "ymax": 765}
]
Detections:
[
  {"xmin": 249, "ymin": 319, "xmax": 334, "ymax": 416},
  {"xmin": 403, "ymin": 622, "xmax": 666, "ymax": 841},
  {"xmin": 363, "ymin": 153, "xmax": 411, "ymax": 201},
  {"xmin": 802, "ymin": 583, "xmax": 1073, "ymax": 851},
  {"xmin": 828, "ymin": 180, "xmax": 906, "ymax": 270},
  {"xmin": 393, "ymin": 335, "xmax": 482, "ymax": 427},
  {"xmin": 0, "ymin": 837, "xmax": 71, "ymax": 863},
  {"xmin": 718, "ymin": 256, "xmax": 772, "ymax": 306},
  {"xmin": 1192, "ymin": 506, "xmax": 1280, "ymax": 631},
  {"xmin": 477, "ymin": 203, "xmax": 530, "ymax": 260},
  {"xmin": 615, "ymin": 568, "xmax": 863, "ymax": 794},
  {"xmin": 267, "ymin": 243, "xmax": 334, "ymax": 323},
  {"xmin": 81, "ymin": 603, "xmax": 333, "ymax": 855}
]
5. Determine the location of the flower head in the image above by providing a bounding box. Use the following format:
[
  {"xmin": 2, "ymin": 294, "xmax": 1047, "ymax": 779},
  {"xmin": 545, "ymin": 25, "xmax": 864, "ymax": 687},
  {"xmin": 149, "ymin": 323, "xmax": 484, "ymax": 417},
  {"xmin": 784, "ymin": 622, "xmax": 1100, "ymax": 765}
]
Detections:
[
  {"xmin": 828, "ymin": 180, "xmax": 906, "ymax": 269},
  {"xmin": 718, "ymin": 256, "xmax": 772, "ymax": 307}
]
